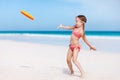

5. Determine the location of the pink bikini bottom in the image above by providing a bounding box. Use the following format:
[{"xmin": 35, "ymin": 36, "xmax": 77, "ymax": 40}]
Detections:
[{"xmin": 69, "ymin": 44, "xmax": 80, "ymax": 51}]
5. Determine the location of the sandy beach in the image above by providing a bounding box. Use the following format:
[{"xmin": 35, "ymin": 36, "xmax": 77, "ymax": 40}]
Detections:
[{"xmin": 0, "ymin": 38, "xmax": 120, "ymax": 80}]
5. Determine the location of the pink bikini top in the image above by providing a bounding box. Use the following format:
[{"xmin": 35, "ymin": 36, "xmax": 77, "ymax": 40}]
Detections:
[{"xmin": 72, "ymin": 30, "xmax": 81, "ymax": 39}]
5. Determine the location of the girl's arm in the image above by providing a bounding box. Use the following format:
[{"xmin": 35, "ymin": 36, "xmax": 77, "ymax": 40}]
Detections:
[
  {"xmin": 82, "ymin": 34, "xmax": 96, "ymax": 51},
  {"xmin": 58, "ymin": 24, "xmax": 74, "ymax": 30}
]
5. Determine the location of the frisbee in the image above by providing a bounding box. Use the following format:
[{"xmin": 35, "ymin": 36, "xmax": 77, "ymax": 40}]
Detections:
[{"xmin": 20, "ymin": 10, "xmax": 34, "ymax": 20}]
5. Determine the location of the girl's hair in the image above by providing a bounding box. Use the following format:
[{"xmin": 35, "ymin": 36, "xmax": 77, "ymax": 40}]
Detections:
[
  {"xmin": 77, "ymin": 15, "xmax": 87, "ymax": 32},
  {"xmin": 77, "ymin": 15, "xmax": 87, "ymax": 23}
]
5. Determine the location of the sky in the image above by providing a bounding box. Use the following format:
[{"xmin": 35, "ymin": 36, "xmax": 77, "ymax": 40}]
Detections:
[{"xmin": 0, "ymin": 0, "xmax": 120, "ymax": 31}]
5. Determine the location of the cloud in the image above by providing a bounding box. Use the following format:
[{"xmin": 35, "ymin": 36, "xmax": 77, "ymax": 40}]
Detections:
[{"xmin": 61, "ymin": 0, "xmax": 120, "ymax": 21}]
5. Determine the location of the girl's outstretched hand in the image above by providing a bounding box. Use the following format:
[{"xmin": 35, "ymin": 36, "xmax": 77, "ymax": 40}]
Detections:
[
  {"xmin": 90, "ymin": 46, "xmax": 96, "ymax": 51},
  {"xmin": 57, "ymin": 24, "xmax": 63, "ymax": 29}
]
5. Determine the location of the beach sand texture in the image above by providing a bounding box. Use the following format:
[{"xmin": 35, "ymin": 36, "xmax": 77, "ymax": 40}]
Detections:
[{"xmin": 0, "ymin": 40, "xmax": 120, "ymax": 80}]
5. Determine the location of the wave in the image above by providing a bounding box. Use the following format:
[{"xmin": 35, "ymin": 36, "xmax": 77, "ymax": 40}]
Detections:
[
  {"xmin": 0, "ymin": 33, "xmax": 120, "ymax": 40},
  {"xmin": 0, "ymin": 33, "xmax": 120, "ymax": 53},
  {"xmin": 86, "ymin": 35, "xmax": 120, "ymax": 40}
]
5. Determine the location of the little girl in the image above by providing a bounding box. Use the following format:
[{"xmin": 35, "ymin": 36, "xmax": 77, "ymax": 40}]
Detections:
[{"xmin": 58, "ymin": 15, "xmax": 96, "ymax": 79}]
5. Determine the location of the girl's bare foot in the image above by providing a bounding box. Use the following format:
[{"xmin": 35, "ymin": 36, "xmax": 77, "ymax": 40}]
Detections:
[
  {"xmin": 80, "ymin": 73, "xmax": 86, "ymax": 80},
  {"xmin": 70, "ymin": 70, "xmax": 74, "ymax": 75}
]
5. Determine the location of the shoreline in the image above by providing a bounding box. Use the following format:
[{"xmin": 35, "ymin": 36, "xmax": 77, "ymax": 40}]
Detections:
[
  {"xmin": 0, "ymin": 34, "xmax": 120, "ymax": 53},
  {"xmin": 0, "ymin": 33, "xmax": 120, "ymax": 39}
]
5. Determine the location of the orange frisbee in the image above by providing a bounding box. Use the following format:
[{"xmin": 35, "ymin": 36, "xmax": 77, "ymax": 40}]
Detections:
[{"xmin": 20, "ymin": 10, "xmax": 34, "ymax": 20}]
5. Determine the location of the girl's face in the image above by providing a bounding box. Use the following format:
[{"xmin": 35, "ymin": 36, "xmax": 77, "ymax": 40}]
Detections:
[{"xmin": 75, "ymin": 17, "xmax": 84, "ymax": 27}]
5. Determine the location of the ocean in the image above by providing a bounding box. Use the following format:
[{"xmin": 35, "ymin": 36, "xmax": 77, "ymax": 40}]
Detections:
[
  {"xmin": 0, "ymin": 31, "xmax": 120, "ymax": 36},
  {"xmin": 0, "ymin": 31, "xmax": 120, "ymax": 53}
]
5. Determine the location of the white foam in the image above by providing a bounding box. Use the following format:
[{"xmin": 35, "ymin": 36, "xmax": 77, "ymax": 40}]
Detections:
[
  {"xmin": 19, "ymin": 34, "xmax": 70, "ymax": 39},
  {"xmin": 16, "ymin": 34, "xmax": 120, "ymax": 40},
  {"xmin": 0, "ymin": 34, "xmax": 120, "ymax": 40},
  {"xmin": 86, "ymin": 36, "xmax": 120, "ymax": 40}
]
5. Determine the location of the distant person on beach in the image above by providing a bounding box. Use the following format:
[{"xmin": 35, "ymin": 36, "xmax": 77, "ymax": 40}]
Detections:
[{"xmin": 58, "ymin": 15, "xmax": 96, "ymax": 79}]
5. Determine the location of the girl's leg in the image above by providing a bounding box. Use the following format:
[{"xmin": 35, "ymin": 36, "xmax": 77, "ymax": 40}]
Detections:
[
  {"xmin": 72, "ymin": 48, "xmax": 86, "ymax": 78},
  {"xmin": 66, "ymin": 48, "xmax": 74, "ymax": 74}
]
